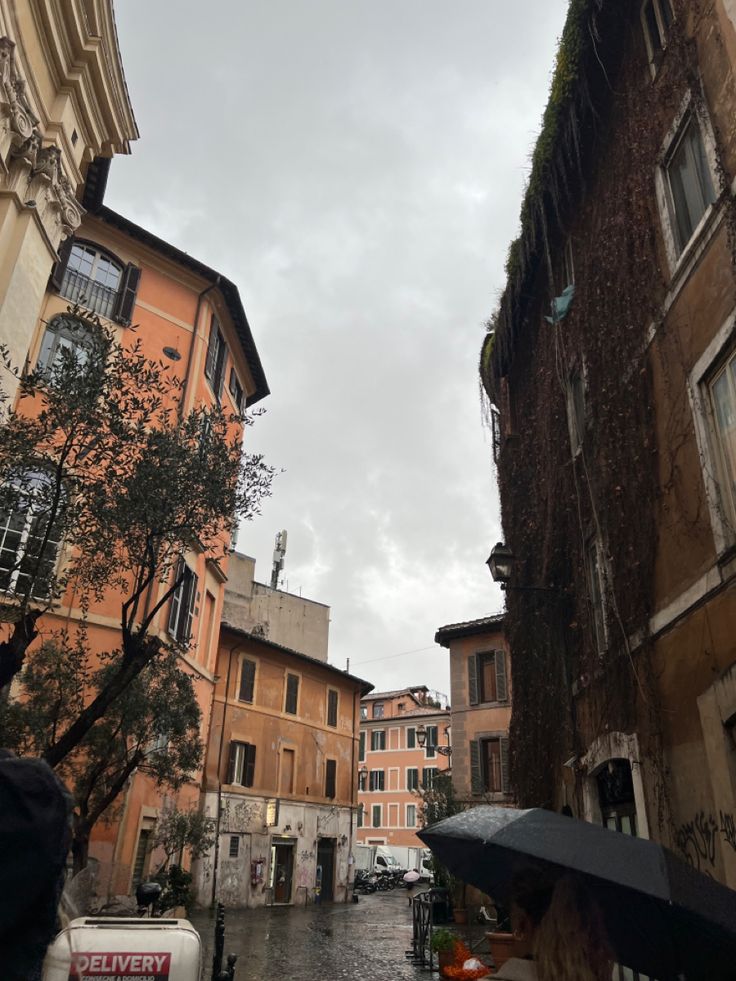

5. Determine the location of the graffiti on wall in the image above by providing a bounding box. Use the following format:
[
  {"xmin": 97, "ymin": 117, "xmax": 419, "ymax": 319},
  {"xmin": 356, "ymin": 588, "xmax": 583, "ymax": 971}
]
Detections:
[
  {"xmin": 675, "ymin": 811, "xmax": 718, "ymax": 873},
  {"xmin": 675, "ymin": 810, "xmax": 736, "ymax": 872}
]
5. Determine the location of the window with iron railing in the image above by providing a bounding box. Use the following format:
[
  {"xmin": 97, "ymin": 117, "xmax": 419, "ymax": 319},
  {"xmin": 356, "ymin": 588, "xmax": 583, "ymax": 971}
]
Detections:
[{"xmin": 52, "ymin": 239, "xmax": 141, "ymax": 325}]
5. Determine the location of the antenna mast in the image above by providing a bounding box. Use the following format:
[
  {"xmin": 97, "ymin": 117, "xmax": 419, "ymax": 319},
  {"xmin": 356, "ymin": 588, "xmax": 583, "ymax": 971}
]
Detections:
[{"xmin": 271, "ymin": 530, "xmax": 287, "ymax": 590}]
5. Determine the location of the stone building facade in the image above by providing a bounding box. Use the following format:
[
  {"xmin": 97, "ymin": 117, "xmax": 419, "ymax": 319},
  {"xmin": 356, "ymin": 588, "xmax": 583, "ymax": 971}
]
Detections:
[
  {"xmin": 0, "ymin": 0, "xmax": 137, "ymax": 402},
  {"xmin": 356, "ymin": 687, "xmax": 450, "ymax": 849},
  {"xmin": 435, "ymin": 615, "xmax": 512, "ymax": 804},
  {"xmin": 481, "ymin": 0, "xmax": 736, "ymax": 884}
]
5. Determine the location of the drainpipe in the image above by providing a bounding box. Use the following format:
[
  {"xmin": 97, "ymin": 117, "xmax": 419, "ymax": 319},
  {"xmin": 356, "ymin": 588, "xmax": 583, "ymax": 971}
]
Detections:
[
  {"xmin": 347, "ymin": 685, "xmax": 357, "ymax": 898},
  {"xmin": 179, "ymin": 277, "xmax": 220, "ymax": 421},
  {"xmin": 210, "ymin": 640, "xmax": 241, "ymax": 907}
]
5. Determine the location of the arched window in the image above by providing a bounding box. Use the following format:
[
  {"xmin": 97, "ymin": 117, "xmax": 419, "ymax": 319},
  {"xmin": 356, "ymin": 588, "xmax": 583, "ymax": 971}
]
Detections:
[
  {"xmin": 0, "ymin": 469, "xmax": 63, "ymax": 599},
  {"xmin": 60, "ymin": 242, "xmax": 123, "ymax": 318},
  {"xmin": 36, "ymin": 314, "xmax": 99, "ymax": 378},
  {"xmin": 51, "ymin": 239, "xmax": 141, "ymax": 324}
]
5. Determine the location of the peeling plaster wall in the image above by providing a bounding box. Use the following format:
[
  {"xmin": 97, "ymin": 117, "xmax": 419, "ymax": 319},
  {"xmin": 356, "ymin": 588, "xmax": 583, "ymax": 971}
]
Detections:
[{"xmin": 194, "ymin": 791, "xmax": 354, "ymax": 909}]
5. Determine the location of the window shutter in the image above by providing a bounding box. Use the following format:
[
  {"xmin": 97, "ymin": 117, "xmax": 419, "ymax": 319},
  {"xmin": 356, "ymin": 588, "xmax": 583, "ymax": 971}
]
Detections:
[
  {"xmin": 205, "ymin": 319, "xmax": 219, "ymax": 380},
  {"xmin": 422, "ymin": 767, "xmax": 429, "ymax": 789},
  {"xmin": 114, "ymin": 263, "xmax": 141, "ymax": 326},
  {"xmin": 182, "ymin": 571, "xmax": 198, "ymax": 645},
  {"xmin": 359, "ymin": 731, "xmax": 365, "ymax": 761},
  {"xmin": 227, "ymin": 742, "xmax": 238, "ymax": 784},
  {"xmin": 470, "ymin": 741, "xmax": 483, "ymax": 794},
  {"xmin": 326, "ymin": 759, "xmax": 336, "ymax": 799},
  {"xmin": 167, "ymin": 559, "xmax": 184, "ymax": 637},
  {"xmin": 468, "ymin": 654, "xmax": 479, "ymax": 706},
  {"xmin": 244, "ymin": 743, "xmax": 256, "ymax": 787},
  {"xmin": 500, "ymin": 736, "xmax": 510, "ymax": 793},
  {"xmin": 50, "ymin": 235, "xmax": 74, "ymax": 292},
  {"xmin": 239, "ymin": 658, "xmax": 255, "ymax": 702},
  {"xmin": 495, "ymin": 651, "xmax": 508, "ymax": 702}
]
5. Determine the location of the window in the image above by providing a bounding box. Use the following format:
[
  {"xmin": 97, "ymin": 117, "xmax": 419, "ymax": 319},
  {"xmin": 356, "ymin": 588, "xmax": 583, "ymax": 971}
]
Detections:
[
  {"xmin": 229, "ymin": 836, "xmax": 240, "ymax": 858},
  {"xmin": 204, "ymin": 316, "xmax": 227, "ymax": 400},
  {"xmin": 54, "ymin": 241, "xmax": 140, "ymax": 324},
  {"xmin": 372, "ymin": 702, "xmax": 384, "ymax": 719},
  {"xmin": 641, "ymin": 0, "xmax": 674, "ymax": 65},
  {"xmin": 325, "ymin": 759, "xmax": 337, "ymax": 799},
  {"xmin": 470, "ymin": 737, "xmax": 510, "ymax": 794},
  {"xmin": 327, "ymin": 689, "xmax": 338, "ymax": 727},
  {"xmin": 406, "ymin": 804, "xmax": 417, "ymax": 828},
  {"xmin": 284, "ymin": 673, "xmax": 299, "ymax": 715},
  {"xmin": 586, "ymin": 537, "xmax": 607, "ymax": 653},
  {"xmin": 664, "ymin": 113, "xmax": 716, "ymax": 257},
  {"xmin": 567, "ymin": 370, "xmax": 586, "ymax": 454},
  {"xmin": 421, "ymin": 767, "xmax": 438, "ymax": 790},
  {"xmin": 424, "ymin": 725, "xmax": 438, "ymax": 758},
  {"xmin": 397, "ymin": 701, "xmax": 405, "ymax": 713},
  {"xmin": 36, "ymin": 314, "xmax": 101, "ymax": 379},
  {"xmin": 371, "ymin": 730, "xmax": 386, "ymax": 752},
  {"xmin": 0, "ymin": 470, "xmax": 63, "ymax": 600},
  {"xmin": 358, "ymin": 731, "xmax": 366, "ymax": 762},
  {"xmin": 708, "ymin": 350, "xmax": 736, "ymax": 529},
  {"xmin": 167, "ymin": 559, "xmax": 198, "ymax": 646},
  {"xmin": 369, "ymin": 769, "xmax": 384, "ymax": 792},
  {"xmin": 371, "ymin": 805, "xmax": 382, "ymax": 829},
  {"xmin": 280, "ymin": 748, "xmax": 295, "ymax": 794},
  {"xmin": 597, "ymin": 759, "xmax": 638, "ymax": 837},
  {"xmin": 406, "ymin": 727, "xmax": 416, "ymax": 749},
  {"xmin": 360, "ymin": 705, "xmax": 368, "ymax": 720},
  {"xmin": 357, "ymin": 804, "xmax": 364, "ymax": 828},
  {"xmin": 238, "ymin": 658, "xmax": 256, "ymax": 703},
  {"xmin": 227, "ymin": 741, "xmax": 256, "ymax": 787},
  {"xmin": 468, "ymin": 651, "xmax": 508, "ymax": 705},
  {"xmin": 406, "ymin": 767, "xmax": 419, "ymax": 792},
  {"xmin": 228, "ymin": 367, "xmax": 244, "ymax": 413}
]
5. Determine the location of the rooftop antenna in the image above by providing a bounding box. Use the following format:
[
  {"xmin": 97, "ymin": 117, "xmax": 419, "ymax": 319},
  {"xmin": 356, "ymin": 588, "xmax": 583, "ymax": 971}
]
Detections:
[{"xmin": 271, "ymin": 529, "xmax": 287, "ymax": 590}]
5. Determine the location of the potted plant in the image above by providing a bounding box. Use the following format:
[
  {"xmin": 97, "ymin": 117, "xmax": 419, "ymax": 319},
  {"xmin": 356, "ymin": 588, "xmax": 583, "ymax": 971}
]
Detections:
[
  {"xmin": 431, "ymin": 928, "xmax": 458, "ymax": 976},
  {"xmin": 486, "ymin": 901, "xmax": 515, "ymax": 970}
]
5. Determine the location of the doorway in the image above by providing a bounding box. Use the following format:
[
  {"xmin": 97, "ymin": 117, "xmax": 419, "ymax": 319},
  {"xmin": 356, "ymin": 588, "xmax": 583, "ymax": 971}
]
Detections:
[
  {"xmin": 270, "ymin": 839, "xmax": 295, "ymax": 904},
  {"xmin": 316, "ymin": 837, "xmax": 336, "ymax": 901}
]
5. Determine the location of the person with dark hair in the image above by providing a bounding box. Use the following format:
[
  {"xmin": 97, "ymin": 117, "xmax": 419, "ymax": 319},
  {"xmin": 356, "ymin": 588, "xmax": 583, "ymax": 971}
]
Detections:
[
  {"xmin": 0, "ymin": 752, "xmax": 73, "ymax": 981},
  {"xmin": 493, "ymin": 869, "xmax": 614, "ymax": 981}
]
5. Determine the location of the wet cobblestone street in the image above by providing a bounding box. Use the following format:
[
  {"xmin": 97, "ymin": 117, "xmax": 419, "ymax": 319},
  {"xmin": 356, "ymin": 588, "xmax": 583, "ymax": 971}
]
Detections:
[{"xmin": 192, "ymin": 890, "xmax": 441, "ymax": 980}]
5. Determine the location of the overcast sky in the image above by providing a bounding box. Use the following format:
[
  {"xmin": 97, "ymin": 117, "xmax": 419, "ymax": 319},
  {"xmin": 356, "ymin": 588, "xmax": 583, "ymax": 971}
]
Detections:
[{"xmin": 109, "ymin": 1, "xmax": 568, "ymax": 697}]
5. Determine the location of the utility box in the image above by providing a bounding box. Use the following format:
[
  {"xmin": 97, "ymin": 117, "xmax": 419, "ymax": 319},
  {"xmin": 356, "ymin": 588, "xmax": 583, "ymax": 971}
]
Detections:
[{"xmin": 43, "ymin": 917, "xmax": 202, "ymax": 981}]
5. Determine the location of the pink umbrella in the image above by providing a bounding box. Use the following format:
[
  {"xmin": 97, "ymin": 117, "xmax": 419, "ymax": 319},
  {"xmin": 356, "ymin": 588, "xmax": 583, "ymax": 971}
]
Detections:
[{"xmin": 403, "ymin": 870, "xmax": 421, "ymax": 883}]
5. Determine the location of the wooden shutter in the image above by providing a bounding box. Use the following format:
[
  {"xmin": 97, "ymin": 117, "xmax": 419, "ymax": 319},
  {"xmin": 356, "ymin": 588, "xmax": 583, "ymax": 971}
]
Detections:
[
  {"xmin": 182, "ymin": 569, "xmax": 198, "ymax": 645},
  {"xmin": 167, "ymin": 559, "xmax": 184, "ymax": 637},
  {"xmin": 285, "ymin": 673, "xmax": 299, "ymax": 714},
  {"xmin": 500, "ymin": 736, "xmax": 510, "ymax": 793},
  {"xmin": 325, "ymin": 759, "xmax": 336, "ymax": 799},
  {"xmin": 327, "ymin": 689, "xmax": 338, "ymax": 727},
  {"xmin": 205, "ymin": 318, "xmax": 219, "ymax": 380},
  {"xmin": 239, "ymin": 658, "xmax": 255, "ymax": 702},
  {"xmin": 227, "ymin": 741, "xmax": 239, "ymax": 784},
  {"xmin": 244, "ymin": 743, "xmax": 256, "ymax": 787},
  {"xmin": 50, "ymin": 235, "xmax": 74, "ymax": 292},
  {"xmin": 359, "ymin": 730, "xmax": 365, "ymax": 761},
  {"xmin": 468, "ymin": 654, "xmax": 479, "ymax": 706},
  {"xmin": 113, "ymin": 263, "xmax": 141, "ymax": 325},
  {"xmin": 470, "ymin": 740, "xmax": 483, "ymax": 794},
  {"xmin": 495, "ymin": 651, "xmax": 508, "ymax": 702}
]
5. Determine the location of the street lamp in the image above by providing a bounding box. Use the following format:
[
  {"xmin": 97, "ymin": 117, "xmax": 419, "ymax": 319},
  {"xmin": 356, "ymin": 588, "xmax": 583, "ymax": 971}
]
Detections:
[
  {"xmin": 358, "ymin": 764, "xmax": 368, "ymax": 791},
  {"xmin": 486, "ymin": 542, "xmax": 559, "ymax": 593},
  {"xmin": 486, "ymin": 542, "xmax": 514, "ymax": 585},
  {"xmin": 415, "ymin": 724, "xmax": 427, "ymax": 749}
]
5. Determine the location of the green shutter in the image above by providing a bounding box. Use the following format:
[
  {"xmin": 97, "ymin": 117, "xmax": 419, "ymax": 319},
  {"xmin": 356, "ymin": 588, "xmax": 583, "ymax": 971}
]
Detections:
[
  {"xmin": 468, "ymin": 654, "xmax": 479, "ymax": 706},
  {"xmin": 244, "ymin": 743, "xmax": 256, "ymax": 787},
  {"xmin": 500, "ymin": 736, "xmax": 510, "ymax": 793},
  {"xmin": 359, "ymin": 731, "xmax": 366, "ymax": 761},
  {"xmin": 227, "ymin": 741, "xmax": 238, "ymax": 784},
  {"xmin": 470, "ymin": 741, "xmax": 483, "ymax": 794},
  {"xmin": 495, "ymin": 651, "xmax": 508, "ymax": 702},
  {"xmin": 239, "ymin": 658, "xmax": 255, "ymax": 702}
]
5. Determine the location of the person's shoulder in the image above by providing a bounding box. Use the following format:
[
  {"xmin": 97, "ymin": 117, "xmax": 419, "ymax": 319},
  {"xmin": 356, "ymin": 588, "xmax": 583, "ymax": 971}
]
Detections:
[{"xmin": 493, "ymin": 958, "xmax": 539, "ymax": 981}]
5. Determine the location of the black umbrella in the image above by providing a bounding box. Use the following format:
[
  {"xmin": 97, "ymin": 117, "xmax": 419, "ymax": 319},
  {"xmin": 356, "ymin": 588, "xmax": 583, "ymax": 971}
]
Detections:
[{"xmin": 418, "ymin": 806, "xmax": 736, "ymax": 981}]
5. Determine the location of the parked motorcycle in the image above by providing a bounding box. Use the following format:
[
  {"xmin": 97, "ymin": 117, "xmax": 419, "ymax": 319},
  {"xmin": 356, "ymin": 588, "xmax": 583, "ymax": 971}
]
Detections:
[{"xmin": 353, "ymin": 869, "xmax": 377, "ymax": 894}]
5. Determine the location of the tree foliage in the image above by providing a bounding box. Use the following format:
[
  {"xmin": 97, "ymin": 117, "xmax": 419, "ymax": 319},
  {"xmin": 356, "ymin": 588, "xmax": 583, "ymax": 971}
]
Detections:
[{"xmin": 0, "ymin": 308, "xmax": 275, "ymax": 769}]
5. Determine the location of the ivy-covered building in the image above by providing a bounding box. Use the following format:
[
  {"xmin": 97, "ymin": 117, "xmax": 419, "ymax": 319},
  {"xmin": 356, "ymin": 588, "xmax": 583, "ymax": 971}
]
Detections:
[{"xmin": 481, "ymin": 0, "xmax": 736, "ymax": 887}]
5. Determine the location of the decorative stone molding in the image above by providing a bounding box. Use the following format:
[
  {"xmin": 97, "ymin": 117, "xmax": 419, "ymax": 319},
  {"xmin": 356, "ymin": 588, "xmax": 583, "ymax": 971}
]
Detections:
[{"xmin": 0, "ymin": 36, "xmax": 83, "ymax": 250}]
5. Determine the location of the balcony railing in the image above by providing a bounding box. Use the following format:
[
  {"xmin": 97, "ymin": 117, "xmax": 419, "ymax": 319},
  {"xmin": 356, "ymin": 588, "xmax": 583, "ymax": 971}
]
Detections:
[{"xmin": 60, "ymin": 267, "xmax": 119, "ymax": 319}]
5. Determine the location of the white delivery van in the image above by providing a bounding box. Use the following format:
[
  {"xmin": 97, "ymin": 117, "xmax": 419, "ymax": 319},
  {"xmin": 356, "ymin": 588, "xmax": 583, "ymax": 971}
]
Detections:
[{"xmin": 43, "ymin": 917, "xmax": 202, "ymax": 981}]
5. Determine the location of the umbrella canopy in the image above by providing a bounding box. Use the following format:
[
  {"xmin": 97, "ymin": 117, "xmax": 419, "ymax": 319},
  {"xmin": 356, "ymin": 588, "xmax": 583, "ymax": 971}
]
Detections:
[
  {"xmin": 403, "ymin": 870, "xmax": 421, "ymax": 883},
  {"xmin": 419, "ymin": 806, "xmax": 736, "ymax": 981}
]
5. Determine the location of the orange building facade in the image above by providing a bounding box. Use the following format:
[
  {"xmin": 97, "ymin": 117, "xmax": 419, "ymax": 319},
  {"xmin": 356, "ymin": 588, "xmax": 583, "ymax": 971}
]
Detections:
[
  {"xmin": 356, "ymin": 687, "xmax": 451, "ymax": 849},
  {"xmin": 435, "ymin": 616, "xmax": 512, "ymax": 805},
  {"xmin": 20, "ymin": 196, "xmax": 268, "ymax": 896},
  {"xmin": 197, "ymin": 621, "xmax": 371, "ymax": 907}
]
